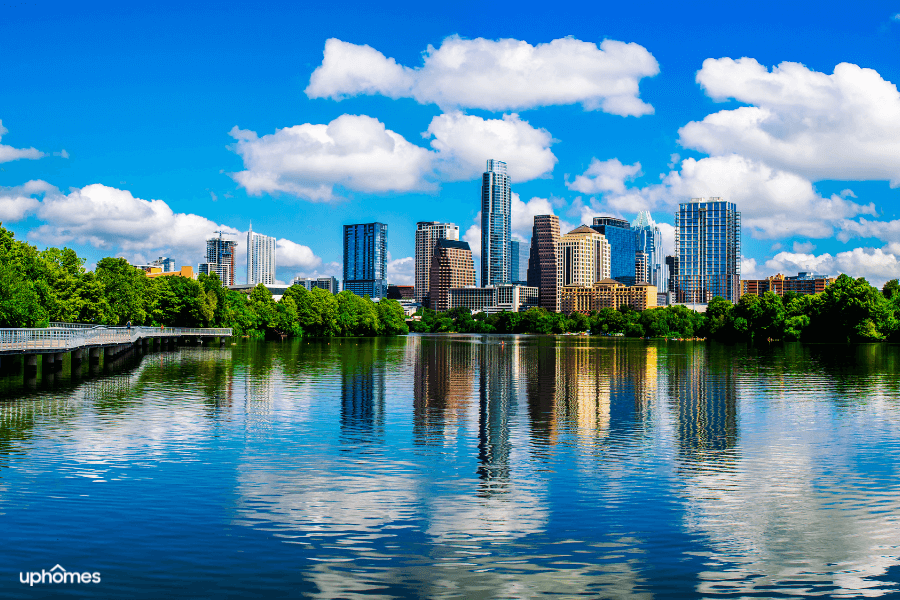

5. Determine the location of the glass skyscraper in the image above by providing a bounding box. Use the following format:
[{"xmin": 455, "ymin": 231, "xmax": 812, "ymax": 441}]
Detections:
[
  {"xmin": 508, "ymin": 239, "xmax": 528, "ymax": 285},
  {"xmin": 481, "ymin": 159, "xmax": 511, "ymax": 287},
  {"xmin": 590, "ymin": 216, "xmax": 637, "ymax": 286},
  {"xmin": 343, "ymin": 222, "xmax": 388, "ymax": 299},
  {"xmin": 675, "ymin": 198, "xmax": 740, "ymax": 303},
  {"xmin": 247, "ymin": 222, "xmax": 276, "ymax": 286},
  {"xmin": 631, "ymin": 211, "xmax": 665, "ymax": 287}
]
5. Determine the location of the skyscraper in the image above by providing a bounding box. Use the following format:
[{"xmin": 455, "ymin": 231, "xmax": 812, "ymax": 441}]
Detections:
[
  {"xmin": 527, "ymin": 214, "xmax": 560, "ymax": 312},
  {"xmin": 481, "ymin": 159, "xmax": 512, "ymax": 287},
  {"xmin": 557, "ymin": 225, "xmax": 611, "ymax": 289},
  {"xmin": 415, "ymin": 221, "xmax": 459, "ymax": 305},
  {"xmin": 429, "ymin": 239, "xmax": 476, "ymax": 312},
  {"xmin": 201, "ymin": 231, "xmax": 238, "ymax": 286},
  {"xmin": 247, "ymin": 222, "xmax": 276, "ymax": 286},
  {"xmin": 665, "ymin": 255, "xmax": 677, "ymax": 293},
  {"xmin": 590, "ymin": 216, "xmax": 638, "ymax": 286},
  {"xmin": 632, "ymin": 211, "xmax": 665, "ymax": 287},
  {"xmin": 343, "ymin": 222, "xmax": 388, "ymax": 299},
  {"xmin": 675, "ymin": 198, "xmax": 741, "ymax": 303}
]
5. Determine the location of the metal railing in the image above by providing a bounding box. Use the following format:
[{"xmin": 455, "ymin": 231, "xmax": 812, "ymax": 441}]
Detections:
[{"xmin": 0, "ymin": 326, "xmax": 232, "ymax": 354}]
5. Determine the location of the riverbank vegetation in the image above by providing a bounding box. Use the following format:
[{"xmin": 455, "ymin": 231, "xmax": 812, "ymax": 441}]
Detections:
[{"xmin": 0, "ymin": 226, "xmax": 407, "ymax": 337}]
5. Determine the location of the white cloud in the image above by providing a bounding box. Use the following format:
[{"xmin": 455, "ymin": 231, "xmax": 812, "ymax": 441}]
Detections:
[
  {"xmin": 511, "ymin": 193, "xmax": 557, "ymax": 236},
  {"xmin": 426, "ymin": 112, "xmax": 556, "ymax": 182},
  {"xmin": 741, "ymin": 256, "xmax": 760, "ymax": 279},
  {"xmin": 681, "ymin": 57, "xmax": 900, "ymax": 186},
  {"xmin": 893, "ymin": 13, "xmax": 900, "ymax": 20},
  {"xmin": 229, "ymin": 115, "xmax": 434, "ymax": 201},
  {"xmin": 836, "ymin": 217, "xmax": 900, "ymax": 243},
  {"xmin": 0, "ymin": 121, "xmax": 44, "ymax": 163},
  {"xmin": 306, "ymin": 36, "xmax": 659, "ymax": 116},
  {"xmin": 792, "ymin": 240, "xmax": 816, "ymax": 253},
  {"xmin": 0, "ymin": 180, "xmax": 53, "ymax": 221},
  {"xmin": 764, "ymin": 248, "xmax": 900, "ymax": 288},
  {"xmin": 277, "ymin": 238, "xmax": 322, "ymax": 270},
  {"xmin": 658, "ymin": 222, "xmax": 675, "ymax": 258},
  {"xmin": 387, "ymin": 255, "xmax": 414, "ymax": 285},
  {"xmin": 463, "ymin": 223, "xmax": 481, "ymax": 261},
  {"xmin": 566, "ymin": 158, "xmax": 641, "ymax": 194}
]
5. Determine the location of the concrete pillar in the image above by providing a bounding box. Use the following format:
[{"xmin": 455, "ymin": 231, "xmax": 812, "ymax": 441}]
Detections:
[
  {"xmin": 54, "ymin": 353, "xmax": 64, "ymax": 371},
  {"xmin": 89, "ymin": 347, "xmax": 101, "ymax": 365},
  {"xmin": 24, "ymin": 354, "xmax": 37, "ymax": 374},
  {"xmin": 71, "ymin": 349, "xmax": 83, "ymax": 378},
  {"xmin": 42, "ymin": 353, "xmax": 56, "ymax": 372}
]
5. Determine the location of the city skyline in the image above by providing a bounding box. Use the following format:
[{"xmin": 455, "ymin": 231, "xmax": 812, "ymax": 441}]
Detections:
[{"xmin": 2, "ymin": 2, "xmax": 900, "ymax": 287}]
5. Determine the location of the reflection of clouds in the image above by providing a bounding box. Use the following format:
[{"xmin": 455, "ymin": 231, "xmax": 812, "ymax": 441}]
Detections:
[{"xmin": 426, "ymin": 485, "xmax": 548, "ymax": 544}]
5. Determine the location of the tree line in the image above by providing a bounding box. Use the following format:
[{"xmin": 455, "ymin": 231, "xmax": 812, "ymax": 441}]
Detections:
[{"xmin": 0, "ymin": 226, "xmax": 408, "ymax": 337}]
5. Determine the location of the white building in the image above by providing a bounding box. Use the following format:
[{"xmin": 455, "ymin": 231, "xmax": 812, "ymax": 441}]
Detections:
[
  {"xmin": 449, "ymin": 284, "xmax": 539, "ymax": 314},
  {"xmin": 247, "ymin": 223, "xmax": 276, "ymax": 286},
  {"xmin": 415, "ymin": 221, "xmax": 459, "ymax": 305}
]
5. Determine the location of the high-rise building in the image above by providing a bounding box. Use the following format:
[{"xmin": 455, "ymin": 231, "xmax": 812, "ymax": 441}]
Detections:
[
  {"xmin": 151, "ymin": 257, "xmax": 176, "ymax": 272},
  {"xmin": 590, "ymin": 216, "xmax": 638, "ymax": 286},
  {"xmin": 632, "ymin": 211, "xmax": 666, "ymax": 288},
  {"xmin": 343, "ymin": 222, "xmax": 388, "ymax": 299},
  {"xmin": 527, "ymin": 214, "xmax": 560, "ymax": 312},
  {"xmin": 429, "ymin": 239, "xmax": 477, "ymax": 312},
  {"xmin": 635, "ymin": 251, "xmax": 649, "ymax": 284},
  {"xmin": 676, "ymin": 197, "xmax": 741, "ymax": 303},
  {"xmin": 201, "ymin": 231, "xmax": 238, "ymax": 286},
  {"xmin": 481, "ymin": 159, "xmax": 512, "ymax": 287},
  {"xmin": 557, "ymin": 225, "xmax": 611, "ymax": 290},
  {"xmin": 508, "ymin": 240, "xmax": 529, "ymax": 285},
  {"xmin": 415, "ymin": 221, "xmax": 459, "ymax": 305},
  {"xmin": 665, "ymin": 255, "xmax": 677, "ymax": 292},
  {"xmin": 247, "ymin": 222, "xmax": 276, "ymax": 286}
]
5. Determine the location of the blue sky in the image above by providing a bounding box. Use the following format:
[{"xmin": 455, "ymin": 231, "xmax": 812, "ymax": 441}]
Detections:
[{"xmin": 2, "ymin": 0, "xmax": 900, "ymax": 287}]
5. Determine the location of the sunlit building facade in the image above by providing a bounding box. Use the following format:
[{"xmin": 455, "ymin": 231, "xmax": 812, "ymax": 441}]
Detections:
[
  {"xmin": 675, "ymin": 198, "xmax": 741, "ymax": 303},
  {"xmin": 481, "ymin": 159, "xmax": 512, "ymax": 287}
]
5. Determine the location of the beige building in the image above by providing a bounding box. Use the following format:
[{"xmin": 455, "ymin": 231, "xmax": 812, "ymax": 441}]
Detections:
[
  {"xmin": 415, "ymin": 221, "xmax": 459, "ymax": 305},
  {"xmin": 429, "ymin": 239, "xmax": 476, "ymax": 312},
  {"xmin": 561, "ymin": 279, "xmax": 657, "ymax": 314},
  {"xmin": 557, "ymin": 225, "xmax": 611, "ymax": 291}
]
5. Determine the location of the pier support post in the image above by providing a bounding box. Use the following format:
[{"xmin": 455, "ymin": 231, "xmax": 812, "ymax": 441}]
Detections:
[
  {"xmin": 42, "ymin": 353, "xmax": 55, "ymax": 372},
  {"xmin": 71, "ymin": 349, "xmax": 83, "ymax": 377},
  {"xmin": 24, "ymin": 354, "xmax": 37, "ymax": 374},
  {"xmin": 54, "ymin": 353, "xmax": 64, "ymax": 371},
  {"xmin": 89, "ymin": 347, "xmax": 100, "ymax": 365}
]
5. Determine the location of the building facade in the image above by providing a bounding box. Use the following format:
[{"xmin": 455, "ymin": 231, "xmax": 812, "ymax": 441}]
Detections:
[
  {"xmin": 676, "ymin": 198, "xmax": 741, "ymax": 303},
  {"xmin": 591, "ymin": 216, "xmax": 638, "ymax": 286},
  {"xmin": 247, "ymin": 223, "xmax": 276, "ymax": 286},
  {"xmin": 202, "ymin": 232, "xmax": 238, "ymax": 286},
  {"xmin": 151, "ymin": 257, "xmax": 176, "ymax": 272},
  {"xmin": 429, "ymin": 239, "xmax": 477, "ymax": 312},
  {"xmin": 557, "ymin": 225, "xmax": 611, "ymax": 290},
  {"xmin": 561, "ymin": 279, "xmax": 658, "ymax": 314},
  {"xmin": 527, "ymin": 215, "xmax": 560, "ymax": 312},
  {"xmin": 665, "ymin": 255, "xmax": 677, "ymax": 292},
  {"xmin": 632, "ymin": 211, "xmax": 666, "ymax": 288},
  {"xmin": 415, "ymin": 221, "xmax": 459, "ymax": 305},
  {"xmin": 387, "ymin": 285, "xmax": 416, "ymax": 300},
  {"xmin": 343, "ymin": 222, "xmax": 388, "ymax": 299},
  {"xmin": 740, "ymin": 272, "xmax": 835, "ymax": 298},
  {"xmin": 481, "ymin": 159, "xmax": 512, "ymax": 287},
  {"xmin": 449, "ymin": 284, "xmax": 539, "ymax": 314}
]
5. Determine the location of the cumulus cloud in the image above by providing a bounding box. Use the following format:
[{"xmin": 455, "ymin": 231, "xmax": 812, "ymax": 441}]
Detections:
[
  {"xmin": 0, "ymin": 180, "xmax": 52, "ymax": 221},
  {"xmin": 387, "ymin": 255, "xmax": 414, "ymax": 285},
  {"xmin": 763, "ymin": 248, "xmax": 900, "ymax": 288},
  {"xmin": 681, "ymin": 57, "xmax": 900, "ymax": 186},
  {"xmin": 306, "ymin": 36, "xmax": 659, "ymax": 116},
  {"xmin": 463, "ymin": 222, "xmax": 481, "ymax": 261},
  {"xmin": 793, "ymin": 241, "xmax": 816, "ymax": 253},
  {"xmin": 426, "ymin": 112, "xmax": 556, "ymax": 182},
  {"xmin": 229, "ymin": 115, "xmax": 434, "ymax": 201},
  {"xmin": 566, "ymin": 158, "xmax": 641, "ymax": 194},
  {"xmin": 0, "ymin": 121, "xmax": 44, "ymax": 163},
  {"xmin": 277, "ymin": 238, "xmax": 322, "ymax": 270}
]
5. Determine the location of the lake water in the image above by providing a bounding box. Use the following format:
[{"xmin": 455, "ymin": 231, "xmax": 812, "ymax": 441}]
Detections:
[{"xmin": 3, "ymin": 335, "xmax": 900, "ymax": 598}]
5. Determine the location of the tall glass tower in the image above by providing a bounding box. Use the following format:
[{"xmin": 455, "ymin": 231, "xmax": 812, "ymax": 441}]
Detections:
[
  {"xmin": 590, "ymin": 216, "xmax": 637, "ymax": 285},
  {"xmin": 481, "ymin": 159, "xmax": 511, "ymax": 287},
  {"xmin": 675, "ymin": 198, "xmax": 740, "ymax": 303},
  {"xmin": 343, "ymin": 222, "xmax": 388, "ymax": 299},
  {"xmin": 631, "ymin": 211, "xmax": 665, "ymax": 287}
]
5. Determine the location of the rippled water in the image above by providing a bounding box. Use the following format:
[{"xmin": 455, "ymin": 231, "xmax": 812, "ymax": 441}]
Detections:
[{"xmin": 2, "ymin": 335, "xmax": 900, "ymax": 598}]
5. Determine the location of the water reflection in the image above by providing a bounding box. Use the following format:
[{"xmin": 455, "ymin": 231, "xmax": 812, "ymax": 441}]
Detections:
[{"xmin": 340, "ymin": 340, "xmax": 385, "ymax": 446}]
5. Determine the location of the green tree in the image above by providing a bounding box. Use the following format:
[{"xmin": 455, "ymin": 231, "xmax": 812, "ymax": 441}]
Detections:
[
  {"xmin": 95, "ymin": 257, "xmax": 150, "ymax": 325},
  {"xmin": 376, "ymin": 299, "xmax": 409, "ymax": 335}
]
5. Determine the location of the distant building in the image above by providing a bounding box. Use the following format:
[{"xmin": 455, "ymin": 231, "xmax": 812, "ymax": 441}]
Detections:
[
  {"xmin": 740, "ymin": 272, "xmax": 835, "ymax": 298},
  {"xmin": 151, "ymin": 257, "xmax": 176, "ymax": 272},
  {"xmin": 415, "ymin": 221, "xmax": 459, "ymax": 305},
  {"xmin": 481, "ymin": 159, "xmax": 512, "ymax": 286},
  {"xmin": 429, "ymin": 239, "xmax": 477, "ymax": 312},
  {"xmin": 387, "ymin": 285, "xmax": 415, "ymax": 300},
  {"xmin": 676, "ymin": 198, "xmax": 741, "ymax": 303},
  {"xmin": 228, "ymin": 283, "xmax": 290, "ymax": 302},
  {"xmin": 247, "ymin": 223, "xmax": 276, "ymax": 286},
  {"xmin": 527, "ymin": 215, "xmax": 560, "ymax": 312},
  {"xmin": 635, "ymin": 251, "xmax": 649, "ymax": 284},
  {"xmin": 591, "ymin": 216, "xmax": 637, "ymax": 286},
  {"xmin": 202, "ymin": 231, "xmax": 238, "ymax": 286},
  {"xmin": 343, "ymin": 222, "xmax": 388, "ymax": 299},
  {"xmin": 449, "ymin": 284, "xmax": 538, "ymax": 314},
  {"xmin": 147, "ymin": 266, "xmax": 195, "ymax": 280},
  {"xmin": 509, "ymin": 239, "xmax": 529, "ymax": 285},
  {"xmin": 557, "ymin": 225, "xmax": 611, "ymax": 289},
  {"xmin": 632, "ymin": 211, "xmax": 666, "ymax": 289},
  {"xmin": 561, "ymin": 279, "xmax": 657, "ymax": 314},
  {"xmin": 292, "ymin": 276, "xmax": 340, "ymax": 294},
  {"xmin": 665, "ymin": 255, "xmax": 677, "ymax": 292}
]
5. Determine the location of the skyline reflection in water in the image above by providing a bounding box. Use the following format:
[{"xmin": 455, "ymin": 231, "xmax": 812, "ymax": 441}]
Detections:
[{"xmin": 1, "ymin": 336, "xmax": 900, "ymax": 598}]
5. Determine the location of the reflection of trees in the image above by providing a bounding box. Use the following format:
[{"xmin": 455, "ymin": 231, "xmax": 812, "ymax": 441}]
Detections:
[
  {"xmin": 340, "ymin": 339, "xmax": 385, "ymax": 446},
  {"xmin": 412, "ymin": 336, "xmax": 475, "ymax": 446}
]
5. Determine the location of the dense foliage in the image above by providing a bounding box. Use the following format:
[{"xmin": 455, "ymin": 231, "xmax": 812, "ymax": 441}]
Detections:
[{"xmin": 0, "ymin": 225, "xmax": 408, "ymax": 338}]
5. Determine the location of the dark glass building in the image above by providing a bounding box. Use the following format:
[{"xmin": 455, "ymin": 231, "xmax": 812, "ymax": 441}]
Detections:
[
  {"xmin": 675, "ymin": 198, "xmax": 740, "ymax": 303},
  {"xmin": 343, "ymin": 222, "xmax": 388, "ymax": 299},
  {"xmin": 591, "ymin": 216, "xmax": 638, "ymax": 286}
]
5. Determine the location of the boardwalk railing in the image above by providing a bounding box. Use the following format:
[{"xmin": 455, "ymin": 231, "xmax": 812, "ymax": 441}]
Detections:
[{"xmin": 0, "ymin": 326, "xmax": 232, "ymax": 354}]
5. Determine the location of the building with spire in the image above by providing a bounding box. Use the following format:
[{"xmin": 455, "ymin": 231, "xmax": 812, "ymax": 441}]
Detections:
[
  {"xmin": 481, "ymin": 159, "xmax": 512, "ymax": 287},
  {"xmin": 632, "ymin": 211, "xmax": 666, "ymax": 287},
  {"xmin": 247, "ymin": 222, "xmax": 276, "ymax": 286}
]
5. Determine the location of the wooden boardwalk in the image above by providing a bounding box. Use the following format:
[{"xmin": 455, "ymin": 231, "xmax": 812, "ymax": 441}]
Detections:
[{"xmin": 0, "ymin": 324, "xmax": 232, "ymax": 355}]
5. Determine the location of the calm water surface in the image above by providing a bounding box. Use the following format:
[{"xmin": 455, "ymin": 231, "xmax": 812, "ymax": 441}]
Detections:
[{"xmin": 2, "ymin": 335, "xmax": 900, "ymax": 598}]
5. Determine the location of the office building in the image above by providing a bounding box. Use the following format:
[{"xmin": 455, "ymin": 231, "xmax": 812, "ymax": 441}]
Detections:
[
  {"xmin": 591, "ymin": 216, "xmax": 638, "ymax": 286},
  {"xmin": 449, "ymin": 284, "xmax": 538, "ymax": 314},
  {"xmin": 561, "ymin": 279, "xmax": 658, "ymax": 314},
  {"xmin": 387, "ymin": 285, "xmax": 415, "ymax": 300},
  {"xmin": 429, "ymin": 239, "xmax": 477, "ymax": 312},
  {"xmin": 292, "ymin": 275, "xmax": 341, "ymax": 293},
  {"xmin": 740, "ymin": 272, "xmax": 835, "ymax": 298},
  {"xmin": 415, "ymin": 221, "xmax": 459, "ymax": 304},
  {"xmin": 665, "ymin": 255, "xmax": 677, "ymax": 292},
  {"xmin": 635, "ymin": 251, "xmax": 649, "ymax": 285},
  {"xmin": 557, "ymin": 225, "xmax": 611, "ymax": 290},
  {"xmin": 676, "ymin": 198, "xmax": 741, "ymax": 303},
  {"xmin": 247, "ymin": 222, "xmax": 276, "ymax": 286},
  {"xmin": 632, "ymin": 211, "xmax": 666, "ymax": 288},
  {"xmin": 201, "ymin": 231, "xmax": 238, "ymax": 286},
  {"xmin": 151, "ymin": 257, "xmax": 176, "ymax": 272},
  {"xmin": 481, "ymin": 159, "xmax": 512, "ymax": 286},
  {"xmin": 509, "ymin": 240, "xmax": 529, "ymax": 285},
  {"xmin": 526, "ymin": 215, "xmax": 561, "ymax": 312},
  {"xmin": 343, "ymin": 222, "xmax": 388, "ymax": 299}
]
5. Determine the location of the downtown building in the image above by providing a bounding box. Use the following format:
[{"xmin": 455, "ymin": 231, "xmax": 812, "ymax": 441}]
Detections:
[
  {"xmin": 740, "ymin": 272, "xmax": 835, "ymax": 298},
  {"xmin": 343, "ymin": 222, "xmax": 388, "ymax": 299},
  {"xmin": 481, "ymin": 159, "xmax": 512, "ymax": 287},
  {"xmin": 526, "ymin": 214, "xmax": 561, "ymax": 312},
  {"xmin": 632, "ymin": 211, "xmax": 666, "ymax": 287},
  {"xmin": 415, "ymin": 221, "xmax": 459, "ymax": 306},
  {"xmin": 199, "ymin": 231, "xmax": 238, "ymax": 286},
  {"xmin": 509, "ymin": 239, "xmax": 529, "ymax": 285},
  {"xmin": 557, "ymin": 225, "xmax": 611, "ymax": 290},
  {"xmin": 562, "ymin": 279, "xmax": 658, "ymax": 314},
  {"xmin": 449, "ymin": 284, "xmax": 538, "ymax": 314},
  {"xmin": 428, "ymin": 239, "xmax": 477, "ymax": 312},
  {"xmin": 590, "ymin": 217, "xmax": 638, "ymax": 286},
  {"xmin": 292, "ymin": 276, "xmax": 340, "ymax": 294},
  {"xmin": 675, "ymin": 197, "xmax": 741, "ymax": 303},
  {"xmin": 247, "ymin": 223, "xmax": 276, "ymax": 286}
]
